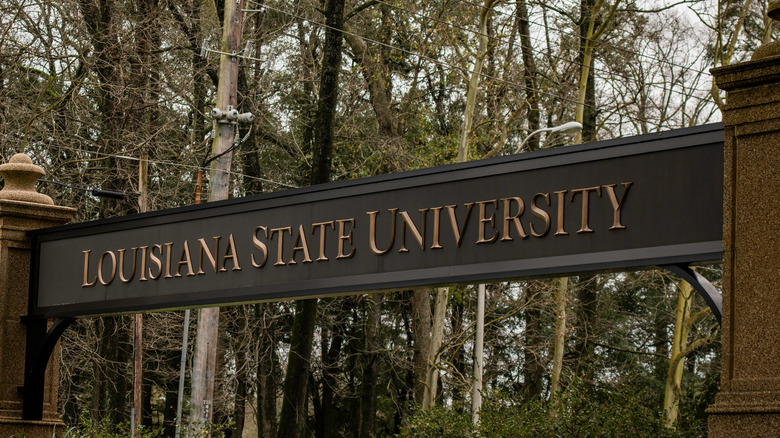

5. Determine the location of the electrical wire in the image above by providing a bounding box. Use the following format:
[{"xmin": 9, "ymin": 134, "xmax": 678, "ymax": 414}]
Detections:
[
  {"xmin": 40, "ymin": 142, "xmax": 299, "ymax": 189},
  {"xmin": 244, "ymin": 1, "xmax": 715, "ymax": 110},
  {"xmin": 248, "ymin": 0, "xmax": 712, "ymax": 80},
  {"xmin": 367, "ymin": 0, "xmax": 696, "ymax": 77},
  {"xmin": 244, "ymin": 2, "xmax": 593, "ymax": 109},
  {"xmin": 380, "ymin": 0, "xmax": 715, "ymax": 98},
  {"xmin": 451, "ymin": 0, "xmax": 713, "ymax": 76}
]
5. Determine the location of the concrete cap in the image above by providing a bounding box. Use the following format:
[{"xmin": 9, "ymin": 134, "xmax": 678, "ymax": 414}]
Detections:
[{"xmin": 0, "ymin": 153, "xmax": 54, "ymax": 205}]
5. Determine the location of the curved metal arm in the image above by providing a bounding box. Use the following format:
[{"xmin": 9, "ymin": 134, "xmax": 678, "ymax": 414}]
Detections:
[
  {"xmin": 22, "ymin": 317, "xmax": 75, "ymax": 420},
  {"xmin": 661, "ymin": 264, "xmax": 722, "ymax": 325},
  {"xmin": 514, "ymin": 121, "xmax": 583, "ymax": 153},
  {"xmin": 515, "ymin": 127, "xmax": 552, "ymax": 153}
]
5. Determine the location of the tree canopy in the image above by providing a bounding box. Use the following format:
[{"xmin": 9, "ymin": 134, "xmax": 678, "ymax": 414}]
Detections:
[{"xmin": 0, "ymin": 0, "xmax": 762, "ymax": 435}]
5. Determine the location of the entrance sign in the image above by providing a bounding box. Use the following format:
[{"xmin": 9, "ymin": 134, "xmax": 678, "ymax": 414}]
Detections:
[{"xmin": 29, "ymin": 124, "xmax": 724, "ymax": 318}]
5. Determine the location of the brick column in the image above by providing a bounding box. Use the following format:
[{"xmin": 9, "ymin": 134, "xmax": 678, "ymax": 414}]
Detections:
[
  {"xmin": 708, "ymin": 34, "xmax": 780, "ymax": 435},
  {"xmin": 0, "ymin": 154, "xmax": 74, "ymax": 437}
]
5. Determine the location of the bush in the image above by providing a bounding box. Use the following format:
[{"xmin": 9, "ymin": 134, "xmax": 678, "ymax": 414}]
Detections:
[
  {"xmin": 397, "ymin": 405, "xmax": 474, "ymax": 438},
  {"xmin": 62, "ymin": 416, "xmax": 162, "ymax": 438},
  {"xmin": 61, "ymin": 415, "xmax": 234, "ymax": 438},
  {"xmin": 399, "ymin": 381, "xmax": 705, "ymax": 438}
]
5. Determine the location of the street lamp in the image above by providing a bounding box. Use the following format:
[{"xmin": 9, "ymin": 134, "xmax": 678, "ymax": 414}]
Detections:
[
  {"xmin": 472, "ymin": 121, "xmax": 584, "ymax": 424},
  {"xmin": 514, "ymin": 121, "xmax": 583, "ymax": 153}
]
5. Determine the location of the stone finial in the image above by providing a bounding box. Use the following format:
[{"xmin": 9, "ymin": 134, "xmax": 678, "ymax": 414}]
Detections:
[
  {"xmin": 0, "ymin": 153, "xmax": 54, "ymax": 205},
  {"xmin": 752, "ymin": 2, "xmax": 780, "ymax": 59}
]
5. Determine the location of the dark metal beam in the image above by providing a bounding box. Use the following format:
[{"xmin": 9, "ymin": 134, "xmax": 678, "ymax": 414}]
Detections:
[
  {"xmin": 661, "ymin": 264, "xmax": 722, "ymax": 325},
  {"xmin": 22, "ymin": 317, "xmax": 75, "ymax": 420}
]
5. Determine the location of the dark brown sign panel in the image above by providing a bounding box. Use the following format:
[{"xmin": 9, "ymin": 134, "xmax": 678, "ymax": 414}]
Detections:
[{"xmin": 29, "ymin": 124, "xmax": 724, "ymax": 317}]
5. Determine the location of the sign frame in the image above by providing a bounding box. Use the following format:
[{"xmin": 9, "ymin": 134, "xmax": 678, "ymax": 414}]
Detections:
[{"xmin": 28, "ymin": 123, "xmax": 725, "ymax": 318}]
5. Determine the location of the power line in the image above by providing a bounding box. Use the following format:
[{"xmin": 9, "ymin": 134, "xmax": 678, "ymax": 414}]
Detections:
[
  {"xmin": 41, "ymin": 143, "xmax": 298, "ymax": 189},
  {"xmin": 365, "ymin": 0, "xmax": 715, "ymax": 97},
  {"xmin": 244, "ymin": 2, "xmax": 592, "ymax": 109},
  {"xmin": 369, "ymin": 0, "xmax": 709, "ymax": 79},
  {"xmin": 38, "ymin": 178, "xmax": 136, "ymax": 199},
  {"xmin": 245, "ymin": 1, "xmax": 714, "ymax": 109},
  {"xmin": 451, "ymin": 0, "xmax": 712, "ymax": 76}
]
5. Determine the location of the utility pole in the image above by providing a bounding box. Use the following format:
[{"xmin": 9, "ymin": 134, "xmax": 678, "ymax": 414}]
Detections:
[
  {"xmin": 189, "ymin": 0, "xmax": 249, "ymax": 434},
  {"xmin": 132, "ymin": 155, "xmax": 148, "ymax": 437}
]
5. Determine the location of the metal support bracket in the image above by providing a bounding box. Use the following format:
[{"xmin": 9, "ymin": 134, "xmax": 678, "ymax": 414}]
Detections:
[
  {"xmin": 661, "ymin": 264, "xmax": 722, "ymax": 325},
  {"xmin": 21, "ymin": 316, "xmax": 75, "ymax": 420}
]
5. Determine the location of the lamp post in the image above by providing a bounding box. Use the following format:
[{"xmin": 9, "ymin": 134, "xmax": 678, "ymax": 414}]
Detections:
[
  {"xmin": 514, "ymin": 121, "xmax": 582, "ymax": 153},
  {"xmin": 472, "ymin": 121, "xmax": 583, "ymax": 425}
]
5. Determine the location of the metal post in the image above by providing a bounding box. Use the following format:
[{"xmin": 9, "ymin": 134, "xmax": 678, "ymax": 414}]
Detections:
[
  {"xmin": 174, "ymin": 308, "xmax": 191, "ymax": 438},
  {"xmin": 472, "ymin": 283, "xmax": 485, "ymax": 424}
]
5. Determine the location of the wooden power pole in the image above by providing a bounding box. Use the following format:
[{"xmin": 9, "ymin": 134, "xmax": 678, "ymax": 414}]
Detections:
[
  {"xmin": 133, "ymin": 154, "xmax": 148, "ymax": 437},
  {"xmin": 189, "ymin": 0, "xmax": 247, "ymax": 434}
]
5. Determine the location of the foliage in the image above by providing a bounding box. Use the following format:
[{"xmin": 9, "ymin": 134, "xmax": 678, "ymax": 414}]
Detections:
[
  {"xmin": 399, "ymin": 381, "xmax": 706, "ymax": 438},
  {"xmin": 60, "ymin": 414, "xmax": 236, "ymax": 437},
  {"xmin": 398, "ymin": 405, "xmax": 474, "ymax": 438},
  {"xmin": 61, "ymin": 416, "xmax": 163, "ymax": 438},
  {"xmin": 0, "ymin": 0, "xmax": 740, "ymax": 433}
]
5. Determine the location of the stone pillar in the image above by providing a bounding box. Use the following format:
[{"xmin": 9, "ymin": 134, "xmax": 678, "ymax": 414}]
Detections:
[
  {"xmin": 0, "ymin": 154, "xmax": 74, "ymax": 437},
  {"xmin": 708, "ymin": 17, "xmax": 780, "ymax": 435}
]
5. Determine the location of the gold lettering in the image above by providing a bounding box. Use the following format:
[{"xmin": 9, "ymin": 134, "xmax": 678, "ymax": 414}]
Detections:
[
  {"xmin": 197, "ymin": 237, "xmax": 220, "ymax": 274},
  {"xmin": 399, "ymin": 209, "xmax": 428, "ymax": 252},
  {"xmin": 98, "ymin": 250, "xmax": 117, "ymax": 286},
  {"xmin": 430, "ymin": 207, "xmax": 443, "ymax": 249},
  {"xmin": 603, "ymin": 182, "xmax": 632, "ymax": 229},
  {"xmin": 148, "ymin": 244, "xmax": 163, "ymax": 280},
  {"xmin": 176, "ymin": 241, "xmax": 195, "ymax": 277},
  {"xmin": 570, "ymin": 186, "xmax": 602, "ymax": 233},
  {"xmin": 500, "ymin": 197, "xmax": 528, "ymax": 241},
  {"xmin": 118, "ymin": 248, "xmax": 138, "ymax": 283},
  {"xmin": 82, "ymin": 250, "xmax": 97, "ymax": 287},
  {"xmin": 312, "ymin": 221, "xmax": 335, "ymax": 261},
  {"xmin": 336, "ymin": 218, "xmax": 356, "ymax": 259},
  {"xmin": 554, "ymin": 190, "xmax": 568, "ymax": 236},
  {"xmin": 139, "ymin": 246, "xmax": 149, "ymax": 281},
  {"xmin": 289, "ymin": 225, "xmax": 313, "ymax": 264},
  {"xmin": 163, "ymin": 242, "xmax": 174, "ymax": 278},
  {"xmin": 367, "ymin": 209, "xmax": 397, "ymax": 255},
  {"xmin": 270, "ymin": 227, "xmax": 292, "ymax": 266},
  {"xmin": 476, "ymin": 200, "xmax": 499, "ymax": 244},
  {"xmin": 221, "ymin": 234, "xmax": 242, "ymax": 271},
  {"xmin": 446, "ymin": 203, "xmax": 474, "ymax": 247},
  {"xmin": 530, "ymin": 193, "xmax": 551, "ymax": 237},
  {"xmin": 252, "ymin": 226, "xmax": 269, "ymax": 268}
]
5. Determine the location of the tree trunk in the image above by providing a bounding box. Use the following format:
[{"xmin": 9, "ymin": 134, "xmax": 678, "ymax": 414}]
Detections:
[
  {"xmin": 516, "ymin": 0, "xmax": 541, "ymax": 150},
  {"xmin": 163, "ymin": 344, "xmax": 180, "ymax": 437},
  {"xmin": 522, "ymin": 283, "xmax": 544, "ymax": 402},
  {"xmin": 450, "ymin": 300, "xmax": 466, "ymax": 411},
  {"xmin": 653, "ymin": 283, "xmax": 670, "ymax": 406},
  {"xmin": 309, "ymin": 0, "xmax": 346, "ymax": 186},
  {"xmin": 316, "ymin": 300, "xmax": 351, "ymax": 438},
  {"xmin": 410, "ymin": 289, "xmax": 432, "ymax": 405},
  {"xmin": 278, "ymin": 300, "xmax": 318, "ymax": 437},
  {"xmin": 572, "ymin": 275, "xmax": 600, "ymax": 384},
  {"xmin": 549, "ymin": 277, "xmax": 568, "ymax": 401},
  {"xmin": 345, "ymin": 34, "xmax": 395, "ymax": 138},
  {"xmin": 256, "ymin": 303, "xmax": 278, "ymax": 438},
  {"xmin": 457, "ymin": 0, "xmax": 501, "ymax": 162},
  {"xmin": 575, "ymin": 0, "xmax": 620, "ymax": 142},
  {"xmin": 239, "ymin": 4, "xmax": 266, "ymax": 195},
  {"xmin": 664, "ymin": 281, "xmax": 693, "ymax": 427},
  {"xmin": 422, "ymin": 287, "xmax": 448, "ymax": 410},
  {"xmin": 278, "ymin": 0, "xmax": 345, "ymax": 434},
  {"xmin": 359, "ymin": 294, "xmax": 382, "ymax": 438}
]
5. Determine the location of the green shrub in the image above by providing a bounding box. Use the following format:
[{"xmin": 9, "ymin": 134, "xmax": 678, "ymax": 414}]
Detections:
[
  {"xmin": 397, "ymin": 405, "xmax": 474, "ymax": 438},
  {"xmin": 399, "ymin": 381, "xmax": 705, "ymax": 438}
]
